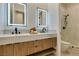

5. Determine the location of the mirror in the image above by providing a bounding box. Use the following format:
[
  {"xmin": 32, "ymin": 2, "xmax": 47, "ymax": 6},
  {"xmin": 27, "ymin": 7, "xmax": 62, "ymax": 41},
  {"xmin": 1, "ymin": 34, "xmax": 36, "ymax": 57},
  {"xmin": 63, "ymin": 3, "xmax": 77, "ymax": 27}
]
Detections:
[
  {"xmin": 37, "ymin": 8, "xmax": 48, "ymax": 27},
  {"xmin": 8, "ymin": 3, "xmax": 27, "ymax": 26}
]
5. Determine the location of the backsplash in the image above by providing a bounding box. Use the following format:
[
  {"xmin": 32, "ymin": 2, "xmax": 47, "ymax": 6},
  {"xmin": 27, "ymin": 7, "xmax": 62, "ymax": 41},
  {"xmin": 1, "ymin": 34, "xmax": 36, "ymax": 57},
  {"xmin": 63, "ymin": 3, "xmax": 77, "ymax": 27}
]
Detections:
[
  {"xmin": 0, "ymin": 26, "xmax": 29, "ymax": 34},
  {"xmin": 0, "ymin": 26, "xmax": 4, "ymax": 34},
  {"xmin": 3, "ymin": 29, "xmax": 29, "ymax": 34},
  {"xmin": 0, "ymin": 26, "xmax": 55, "ymax": 34}
]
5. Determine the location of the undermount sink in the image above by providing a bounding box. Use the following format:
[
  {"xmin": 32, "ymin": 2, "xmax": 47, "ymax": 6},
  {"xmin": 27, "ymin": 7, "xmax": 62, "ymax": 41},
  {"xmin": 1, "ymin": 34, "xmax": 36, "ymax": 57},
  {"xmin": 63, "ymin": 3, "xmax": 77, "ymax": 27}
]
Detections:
[
  {"xmin": 15, "ymin": 33, "xmax": 31, "ymax": 36},
  {"xmin": 0, "ymin": 33, "xmax": 31, "ymax": 37},
  {"xmin": 14, "ymin": 33, "xmax": 43, "ymax": 36}
]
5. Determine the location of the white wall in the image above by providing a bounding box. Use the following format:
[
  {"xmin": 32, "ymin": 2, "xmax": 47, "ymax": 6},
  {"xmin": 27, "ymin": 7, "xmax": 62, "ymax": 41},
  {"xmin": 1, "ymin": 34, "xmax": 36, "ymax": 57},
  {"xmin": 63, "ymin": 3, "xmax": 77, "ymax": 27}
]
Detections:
[
  {"xmin": 0, "ymin": 4, "xmax": 6, "ymax": 34},
  {"xmin": 48, "ymin": 3, "xmax": 59, "ymax": 30},
  {"xmin": 27, "ymin": 3, "xmax": 48, "ymax": 29}
]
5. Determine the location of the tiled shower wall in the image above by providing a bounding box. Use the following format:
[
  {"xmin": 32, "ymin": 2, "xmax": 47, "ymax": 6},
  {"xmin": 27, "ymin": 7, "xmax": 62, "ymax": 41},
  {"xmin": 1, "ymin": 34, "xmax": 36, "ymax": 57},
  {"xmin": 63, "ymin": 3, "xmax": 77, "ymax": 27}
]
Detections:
[{"xmin": 60, "ymin": 3, "xmax": 79, "ymax": 46}]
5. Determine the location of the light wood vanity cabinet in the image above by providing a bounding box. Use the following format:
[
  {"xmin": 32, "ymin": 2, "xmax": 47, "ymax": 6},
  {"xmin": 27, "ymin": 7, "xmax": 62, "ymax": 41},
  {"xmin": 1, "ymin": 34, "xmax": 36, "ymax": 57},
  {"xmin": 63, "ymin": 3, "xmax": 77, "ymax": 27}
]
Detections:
[
  {"xmin": 0, "ymin": 37, "xmax": 57, "ymax": 56},
  {"xmin": 52, "ymin": 37, "xmax": 57, "ymax": 48},
  {"xmin": 22, "ymin": 42, "xmax": 29, "ymax": 55},
  {"xmin": 14, "ymin": 43, "xmax": 24, "ymax": 56},
  {"xmin": 42, "ymin": 39, "xmax": 53, "ymax": 50},
  {"xmin": 34, "ymin": 40, "xmax": 43, "ymax": 53},
  {"xmin": 27, "ymin": 41, "xmax": 34, "ymax": 55},
  {"xmin": 0, "ymin": 45, "xmax": 3, "ymax": 56},
  {"xmin": 3, "ymin": 44, "xmax": 14, "ymax": 56}
]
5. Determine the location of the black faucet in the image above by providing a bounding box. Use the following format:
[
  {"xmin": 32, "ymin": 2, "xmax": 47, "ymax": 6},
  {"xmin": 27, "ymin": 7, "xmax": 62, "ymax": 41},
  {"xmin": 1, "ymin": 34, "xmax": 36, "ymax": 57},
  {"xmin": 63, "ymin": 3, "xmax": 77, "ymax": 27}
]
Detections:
[{"xmin": 15, "ymin": 27, "xmax": 18, "ymax": 34}]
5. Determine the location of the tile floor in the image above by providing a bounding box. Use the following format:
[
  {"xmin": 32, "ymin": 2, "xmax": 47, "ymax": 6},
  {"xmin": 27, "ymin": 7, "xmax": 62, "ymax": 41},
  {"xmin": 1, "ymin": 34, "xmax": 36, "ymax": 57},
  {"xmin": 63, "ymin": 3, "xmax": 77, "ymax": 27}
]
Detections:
[{"xmin": 61, "ymin": 47, "xmax": 79, "ymax": 56}]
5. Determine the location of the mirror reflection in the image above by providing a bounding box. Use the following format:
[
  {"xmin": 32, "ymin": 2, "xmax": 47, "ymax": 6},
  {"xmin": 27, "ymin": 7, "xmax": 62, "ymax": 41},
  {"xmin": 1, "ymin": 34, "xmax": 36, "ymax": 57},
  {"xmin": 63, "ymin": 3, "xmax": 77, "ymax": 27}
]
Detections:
[
  {"xmin": 8, "ymin": 3, "xmax": 26, "ymax": 26},
  {"xmin": 37, "ymin": 8, "xmax": 48, "ymax": 27}
]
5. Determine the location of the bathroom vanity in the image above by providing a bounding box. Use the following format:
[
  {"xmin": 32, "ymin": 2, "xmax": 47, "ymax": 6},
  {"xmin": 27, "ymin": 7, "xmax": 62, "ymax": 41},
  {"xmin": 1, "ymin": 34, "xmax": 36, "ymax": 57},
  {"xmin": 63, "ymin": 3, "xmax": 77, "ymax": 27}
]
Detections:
[
  {"xmin": 0, "ymin": 3, "xmax": 59, "ymax": 56},
  {"xmin": 0, "ymin": 32, "xmax": 57, "ymax": 56}
]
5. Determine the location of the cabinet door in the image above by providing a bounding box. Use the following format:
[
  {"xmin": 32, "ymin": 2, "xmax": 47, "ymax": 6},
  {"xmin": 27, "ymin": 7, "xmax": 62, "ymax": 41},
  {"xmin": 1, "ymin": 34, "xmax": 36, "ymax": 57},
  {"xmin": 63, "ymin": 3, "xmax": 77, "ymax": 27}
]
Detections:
[
  {"xmin": 34, "ymin": 40, "xmax": 43, "ymax": 53},
  {"xmin": 0, "ymin": 45, "xmax": 3, "ymax": 56},
  {"xmin": 14, "ymin": 43, "xmax": 24, "ymax": 56},
  {"xmin": 23, "ymin": 42, "xmax": 28, "ymax": 55},
  {"xmin": 3, "ymin": 44, "xmax": 14, "ymax": 56},
  {"xmin": 52, "ymin": 37, "xmax": 57, "ymax": 48},
  {"xmin": 27, "ymin": 41, "xmax": 34, "ymax": 55},
  {"xmin": 42, "ymin": 38, "xmax": 53, "ymax": 50},
  {"xmin": 47, "ymin": 38, "xmax": 54, "ymax": 48}
]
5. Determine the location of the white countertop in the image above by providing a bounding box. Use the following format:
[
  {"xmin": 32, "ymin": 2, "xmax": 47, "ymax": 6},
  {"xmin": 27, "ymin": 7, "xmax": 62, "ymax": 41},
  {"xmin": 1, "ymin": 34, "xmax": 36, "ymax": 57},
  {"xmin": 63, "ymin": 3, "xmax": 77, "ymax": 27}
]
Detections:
[
  {"xmin": 0, "ymin": 31, "xmax": 57, "ymax": 45},
  {"xmin": 0, "ymin": 32, "xmax": 56, "ymax": 37}
]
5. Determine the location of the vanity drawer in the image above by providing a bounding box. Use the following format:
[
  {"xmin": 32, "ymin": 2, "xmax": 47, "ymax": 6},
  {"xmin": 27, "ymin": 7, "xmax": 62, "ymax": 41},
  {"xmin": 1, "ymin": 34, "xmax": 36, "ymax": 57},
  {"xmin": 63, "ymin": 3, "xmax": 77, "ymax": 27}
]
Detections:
[
  {"xmin": 34, "ymin": 40, "xmax": 43, "ymax": 53},
  {"xmin": 42, "ymin": 38, "xmax": 53, "ymax": 50}
]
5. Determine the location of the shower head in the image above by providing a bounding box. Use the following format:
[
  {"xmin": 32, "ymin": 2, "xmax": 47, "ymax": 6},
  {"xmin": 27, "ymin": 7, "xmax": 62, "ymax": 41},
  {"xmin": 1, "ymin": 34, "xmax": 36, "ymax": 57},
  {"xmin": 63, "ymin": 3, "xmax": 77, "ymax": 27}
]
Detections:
[
  {"xmin": 67, "ymin": 14, "xmax": 69, "ymax": 16},
  {"xmin": 63, "ymin": 14, "xmax": 69, "ymax": 30},
  {"xmin": 64, "ymin": 14, "xmax": 69, "ymax": 19},
  {"xmin": 64, "ymin": 14, "xmax": 69, "ymax": 17}
]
